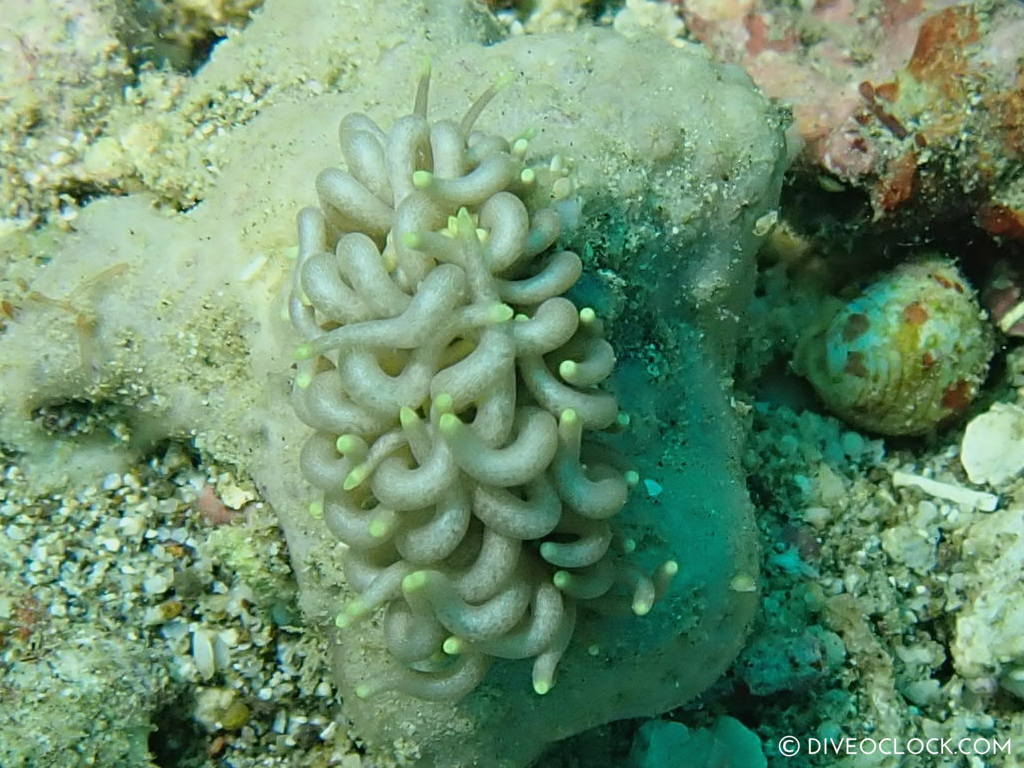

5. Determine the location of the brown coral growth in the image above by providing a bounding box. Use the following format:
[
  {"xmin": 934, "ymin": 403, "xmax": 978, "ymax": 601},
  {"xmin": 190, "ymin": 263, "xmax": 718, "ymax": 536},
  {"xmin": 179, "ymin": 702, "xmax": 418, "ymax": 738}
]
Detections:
[{"xmin": 906, "ymin": 6, "xmax": 979, "ymax": 99}]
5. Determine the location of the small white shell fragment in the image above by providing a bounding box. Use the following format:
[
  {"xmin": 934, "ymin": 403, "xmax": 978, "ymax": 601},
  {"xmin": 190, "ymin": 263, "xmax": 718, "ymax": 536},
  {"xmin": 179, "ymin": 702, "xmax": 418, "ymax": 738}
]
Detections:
[
  {"xmin": 143, "ymin": 605, "xmax": 168, "ymax": 626},
  {"xmin": 902, "ymin": 678, "xmax": 942, "ymax": 706},
  {"xmin": 960, "ymin": 402, "xmax": 1024, "ymax": 486},
  {"xmin": 802, "ymin": 506, "xmax": 832, "ymax": 529},
  {"xmin": 119, "ymin": 515, "xmax": 147, "ymax": 537},
  {"xmin": 160, "ymin": 619, "xmax": 189, "ymax": 642},
  {"xmin": 194, "ymin": 687, "xmax": 238, "ymax": 732},
  {"xmin": 730, "ymin": 573, "xmax": 757, "ymax": 592},
  {"xmin": 143, "ymin": 567, "xmax": 175, "ymax": 595},
  {"xmin": 272, "ymin": 709, "xmax": 288, "ymax": 733},
  {"xmin": 891, "ymin": 470, "xmax": 998, "ymax": 512},
  {"xmin": 214, "ymin": 629, "xmax": 236, "ymax": 671},
  {"xmin": 753, "ymin": 209, "xmax": 778, "ymax": 236},
  {"xmin": 218, "ymin": 480, "xmax": 255, "ymax": 510},
  {"xmin": 192, "ymin": 626, "xmax": 217, "ymax": 680}
]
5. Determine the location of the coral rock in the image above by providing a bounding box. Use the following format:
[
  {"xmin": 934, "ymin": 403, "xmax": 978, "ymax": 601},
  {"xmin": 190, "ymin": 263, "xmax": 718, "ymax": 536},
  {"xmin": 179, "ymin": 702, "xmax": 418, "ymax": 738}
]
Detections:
[{"xmin": 960, "ymin": 402, "xmax": 1024, "ymax": 486}]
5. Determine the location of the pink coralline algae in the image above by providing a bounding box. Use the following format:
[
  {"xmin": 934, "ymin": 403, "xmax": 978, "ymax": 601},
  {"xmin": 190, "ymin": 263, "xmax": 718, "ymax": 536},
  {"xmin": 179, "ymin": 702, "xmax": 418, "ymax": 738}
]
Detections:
[{"xmin": 674, "ymin": 0, "xmax": 1024, "ymax": 237}]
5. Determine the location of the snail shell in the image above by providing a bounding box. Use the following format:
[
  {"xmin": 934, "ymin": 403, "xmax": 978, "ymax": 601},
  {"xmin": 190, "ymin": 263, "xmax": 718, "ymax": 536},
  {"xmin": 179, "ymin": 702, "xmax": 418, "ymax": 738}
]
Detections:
[{"xmin": 795, "ymin": 256, "xmax": 995, "ymax": 436}]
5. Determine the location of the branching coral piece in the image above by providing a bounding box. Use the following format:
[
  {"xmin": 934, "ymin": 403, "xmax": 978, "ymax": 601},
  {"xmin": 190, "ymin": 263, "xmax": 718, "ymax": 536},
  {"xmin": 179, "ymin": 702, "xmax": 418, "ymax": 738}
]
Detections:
[{"xmin": 291, "ymin": 67, "xmax": 675, "ymax": 700}]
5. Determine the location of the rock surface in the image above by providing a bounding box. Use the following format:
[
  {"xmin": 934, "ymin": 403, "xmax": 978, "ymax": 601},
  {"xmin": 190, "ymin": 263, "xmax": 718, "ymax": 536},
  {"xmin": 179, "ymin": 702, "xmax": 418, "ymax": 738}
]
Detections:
[
  {"xmin": 0, "ymin": 1, "xmax": 786, "ymax": 765},
  {"xmin": 960, "ymin": 402, "xmax": 1024, "ymax": 486}
]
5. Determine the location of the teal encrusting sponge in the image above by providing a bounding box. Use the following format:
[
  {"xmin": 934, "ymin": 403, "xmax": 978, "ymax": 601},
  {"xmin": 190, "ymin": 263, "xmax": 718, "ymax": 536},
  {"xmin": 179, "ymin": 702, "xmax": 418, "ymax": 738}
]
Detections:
[{"xmin": 628, "ymin": 717, "xmax": 767, "ymax": 768}]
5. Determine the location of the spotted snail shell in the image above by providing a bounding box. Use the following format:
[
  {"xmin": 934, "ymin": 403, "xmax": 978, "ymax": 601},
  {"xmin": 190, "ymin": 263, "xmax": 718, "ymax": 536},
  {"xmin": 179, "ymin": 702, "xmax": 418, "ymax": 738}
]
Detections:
[{"xmin": 795, "ymin": 255, "xmax": 995, "ymax": 436}]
